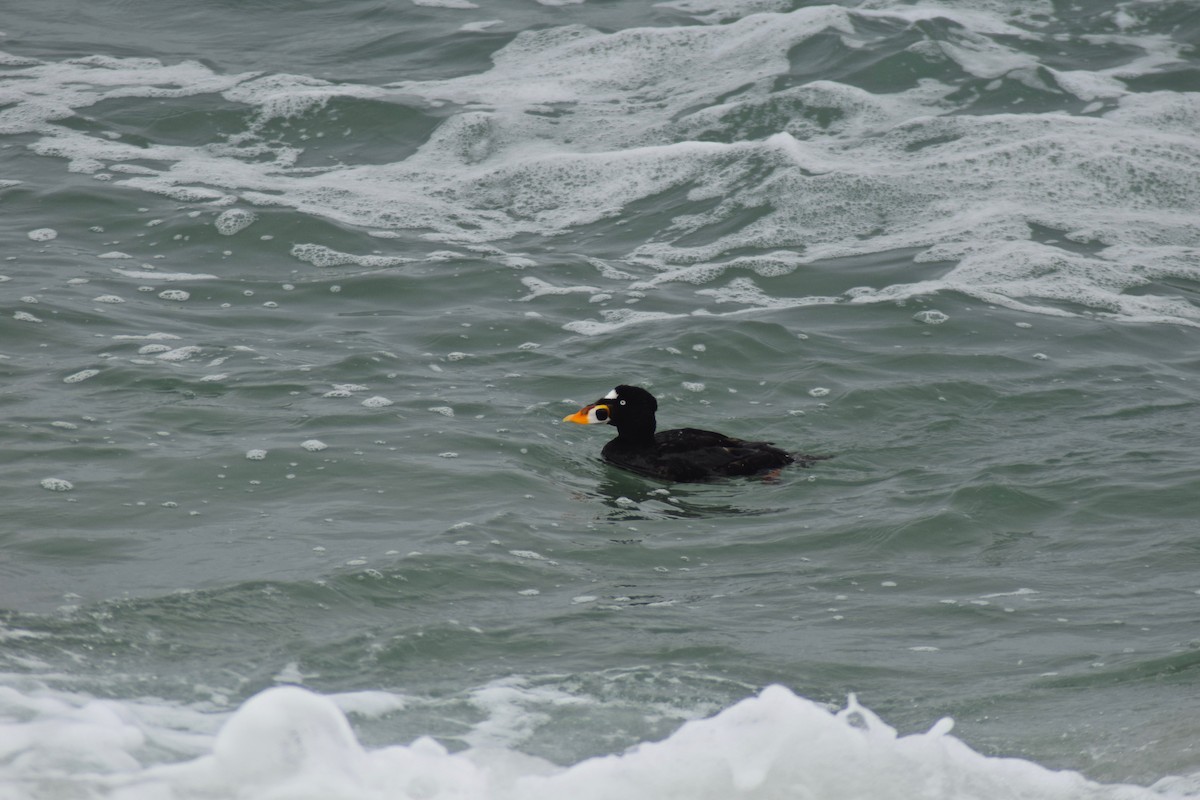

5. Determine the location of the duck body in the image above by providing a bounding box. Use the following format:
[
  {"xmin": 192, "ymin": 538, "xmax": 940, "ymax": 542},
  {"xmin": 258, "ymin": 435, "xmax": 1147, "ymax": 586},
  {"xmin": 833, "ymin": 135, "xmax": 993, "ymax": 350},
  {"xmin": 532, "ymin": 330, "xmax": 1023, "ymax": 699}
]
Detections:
[
  {"xmin": 602, "ymin": 426, "xmax": 795, "ymax": 482},
  {"xmin": 564, "ymin": 385, "xmax": 823, "ymax": 483}
]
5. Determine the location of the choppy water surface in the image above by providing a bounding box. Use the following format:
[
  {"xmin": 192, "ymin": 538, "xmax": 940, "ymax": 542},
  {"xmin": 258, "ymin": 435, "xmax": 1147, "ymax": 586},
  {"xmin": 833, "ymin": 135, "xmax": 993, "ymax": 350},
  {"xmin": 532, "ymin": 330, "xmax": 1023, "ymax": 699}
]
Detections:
[{"xmin": 2, "ymin": 1, "xmax": 1200, "ymax": 797}]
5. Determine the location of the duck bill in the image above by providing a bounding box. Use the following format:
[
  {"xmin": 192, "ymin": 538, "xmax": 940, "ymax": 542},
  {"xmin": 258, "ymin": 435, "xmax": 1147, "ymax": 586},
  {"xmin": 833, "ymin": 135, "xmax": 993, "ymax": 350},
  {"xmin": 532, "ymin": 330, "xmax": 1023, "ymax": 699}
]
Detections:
[{"xmin": 563, "ymin": 403, "xmax": 609, "ymax": 424}]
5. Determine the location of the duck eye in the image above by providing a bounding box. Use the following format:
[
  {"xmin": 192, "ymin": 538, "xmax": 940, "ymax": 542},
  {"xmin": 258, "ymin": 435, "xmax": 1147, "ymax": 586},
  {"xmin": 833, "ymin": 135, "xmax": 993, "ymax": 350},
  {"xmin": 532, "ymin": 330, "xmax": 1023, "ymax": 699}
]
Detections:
[{"xmin": 619, "ymin": 399, "xmax": 626, "ymax": 406}]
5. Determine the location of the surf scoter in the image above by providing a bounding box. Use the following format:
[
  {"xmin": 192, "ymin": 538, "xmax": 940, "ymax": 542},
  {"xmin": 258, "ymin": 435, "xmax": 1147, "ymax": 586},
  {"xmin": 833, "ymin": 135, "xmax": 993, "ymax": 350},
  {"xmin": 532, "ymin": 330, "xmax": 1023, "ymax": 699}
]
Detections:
[{"xmin": 563, "ymin": 385, "xmax": 827, "ymax": 482}]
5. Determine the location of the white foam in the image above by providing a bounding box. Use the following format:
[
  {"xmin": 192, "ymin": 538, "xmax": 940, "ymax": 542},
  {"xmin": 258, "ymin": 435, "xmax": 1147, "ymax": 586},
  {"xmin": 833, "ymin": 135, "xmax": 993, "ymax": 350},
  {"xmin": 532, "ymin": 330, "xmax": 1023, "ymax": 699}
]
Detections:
[
  {"xmin": 3, "ymin": 10, "xmax": 1196, "ymax": 330},
  {"xmin": 0, "ymin": 682, "xmax": 1184, "ymax": 800},
  {"xmin": 214, "ymin": 208, "xmax": 257, "ymax": 235},
  {"xmin": 62, "ymin": 369, "xmax": 100, "ymax": 383},
  {"xmin": 508, "ymin": 550, "xmax": 558, "ymax": 565},
  {"xmin": 913, "ymin": 310, "xmax": 949, "ymax": 325},
  {"xmin": 290, "ymin": 244, "xmax": 413, "ymax": 268},
  {"xmin": 563, "ymin": 308, "xmax": 691, "ymax": 336},
  {"xmin": 519, "ymin": 277, "xmax": 602, "ymax": 301},
  {"xmin": 461, "ymin": 20, "xmax": 504, "ymax": 33},
  {"xmin": 27, "ymin": 227, "xmax": 57, "ymax": 241},
  {"xmin": 155, "ymin": 346, "xmax": 202, "ymax": 361},
  {"xmin": 114, "ymin": 332, "xmax": 181, "ymax": 341},
  {"xmin": 301, "ymin": 439, "xmax": 328, "ymax": 451},
  {"xmin": 110, "ymin": 269, "xmax": 217, "ymax": 281},
  {"xmin": 39, "ymin": 477, "xmax": 74, "ymax": 492}
]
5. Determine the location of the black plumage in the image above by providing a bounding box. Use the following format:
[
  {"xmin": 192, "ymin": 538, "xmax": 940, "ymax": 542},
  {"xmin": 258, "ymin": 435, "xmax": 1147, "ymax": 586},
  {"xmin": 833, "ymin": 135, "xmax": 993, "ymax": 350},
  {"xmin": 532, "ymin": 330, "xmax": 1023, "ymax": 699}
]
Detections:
[{"xmin": 563, "ymin": 385, "xmax": 827, "ymax": 482}]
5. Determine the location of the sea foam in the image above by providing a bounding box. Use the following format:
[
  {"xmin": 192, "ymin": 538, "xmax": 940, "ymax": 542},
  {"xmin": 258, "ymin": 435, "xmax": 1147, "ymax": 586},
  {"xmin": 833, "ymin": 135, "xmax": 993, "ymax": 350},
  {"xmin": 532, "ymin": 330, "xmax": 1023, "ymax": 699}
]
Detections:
[
  {"xmin": 0, "ymin": 682, "xmax": 1187, "ymax": 800},
  {"xmin": 3, "ymin": 5, "xmax": 1198, "ymax": 333}
]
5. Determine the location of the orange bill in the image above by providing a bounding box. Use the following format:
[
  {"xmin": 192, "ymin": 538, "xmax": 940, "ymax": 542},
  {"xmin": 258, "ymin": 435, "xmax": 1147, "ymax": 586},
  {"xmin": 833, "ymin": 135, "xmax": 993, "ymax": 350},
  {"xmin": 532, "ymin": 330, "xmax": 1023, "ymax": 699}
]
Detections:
[{"xmin": 563, "ymin": 404, "xmax": 606, "ymax": 424}]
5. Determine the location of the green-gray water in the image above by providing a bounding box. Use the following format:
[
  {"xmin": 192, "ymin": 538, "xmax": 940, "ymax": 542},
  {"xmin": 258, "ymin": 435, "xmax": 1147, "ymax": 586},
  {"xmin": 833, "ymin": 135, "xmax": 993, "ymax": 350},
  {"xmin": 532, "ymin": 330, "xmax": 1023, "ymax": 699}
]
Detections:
[{"xmin": 2, "ymin": 1, "xmax": 1200, "ymax": 797}]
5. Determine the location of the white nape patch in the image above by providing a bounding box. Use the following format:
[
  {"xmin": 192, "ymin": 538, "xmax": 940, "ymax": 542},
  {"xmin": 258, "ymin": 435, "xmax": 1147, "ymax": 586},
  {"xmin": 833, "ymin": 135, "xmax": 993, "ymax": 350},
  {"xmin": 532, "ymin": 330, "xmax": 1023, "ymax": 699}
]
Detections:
[{"xmin": 603, "ymin": 389, "xmax": 619, "ymax": 400}]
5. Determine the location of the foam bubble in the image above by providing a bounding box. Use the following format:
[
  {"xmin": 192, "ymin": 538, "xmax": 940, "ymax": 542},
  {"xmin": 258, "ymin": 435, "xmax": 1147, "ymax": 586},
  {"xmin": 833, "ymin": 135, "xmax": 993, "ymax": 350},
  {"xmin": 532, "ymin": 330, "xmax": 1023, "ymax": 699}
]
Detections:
[
  {"xmin": 0, "ymin": 682, "xmax": 1174, "ymax": 800},
  {"xmin": 215, "ymin": 208, "xmax": 258, "ymax": 235},
  {"xmin": 113, "ymin": 332, "xmax": 181, "ymax": 340},
  {"xmin": 246, "ymin": 449, "xmax": 268, "ymax": 460},
  {"xmin": 361, "ymin": 396, "xmax": 394, "ymax": 408},
  {"xmin": 27, "ymin": 228, "xmax": 57, "ymax": 241},
  {"xmin": 518, "ymin": 277, "xmax": 604, "ymax": 301},
  {"xmin": 290, "ymin": 244, "xmax": 412, "ymax": 269},
  {"xmin": 156, "ymin": 345, "xmax": 202, "ymax": 361},
  {"xmin": 301, "ymin": 439, "xmax": 328, "ymax": 451},
  {"xmin": 92, "ymin": 294, "xmax": 125, "ymax": 303},
  {"xmin": 63, "ymin": 369, "xmax": 100, "ymax": 383},
  {"xmin": 113, "ymin": 269, "xmax": 217, "ymax": 281},
  {"xmin": 913, "ymin": 310, "xmax": 949, "ymax": 325},
  {"xmin": 461, "ymin": 20, "xmax": 504, "ymax": 33},
  {"xmin": 509, "ymin": 550, "xmax": 552, "ymax": 561},
  {"xmin": 5, "ymin": 11, "xmax": 1198, "ymax": 333},
  {"xmin": 39, "ymin": 477, "xmax": 73, "ymax": 491},
  {"xmin": 13, "ymin": 311, "xmax": 43, "ymax": 323},
  {"xmin": 158, "ymin": 289, "xmax": 191, "ymax": 302}
]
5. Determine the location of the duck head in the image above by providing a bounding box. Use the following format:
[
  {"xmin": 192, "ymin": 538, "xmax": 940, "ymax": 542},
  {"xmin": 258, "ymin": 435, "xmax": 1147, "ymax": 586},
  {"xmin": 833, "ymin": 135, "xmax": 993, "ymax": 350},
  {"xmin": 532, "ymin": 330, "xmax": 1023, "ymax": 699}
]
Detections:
[{"xmin": 563, "ymin": 385, "xmax": 658, "ymax": 436}]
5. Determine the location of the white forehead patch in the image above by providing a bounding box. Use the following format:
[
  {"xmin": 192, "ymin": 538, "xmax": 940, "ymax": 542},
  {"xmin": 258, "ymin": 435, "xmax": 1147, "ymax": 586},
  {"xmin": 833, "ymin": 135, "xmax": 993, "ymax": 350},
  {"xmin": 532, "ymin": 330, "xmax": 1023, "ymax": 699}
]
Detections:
[{"xmin": 603, "ymin": 388, "xmax": 619, "ymax": 400}]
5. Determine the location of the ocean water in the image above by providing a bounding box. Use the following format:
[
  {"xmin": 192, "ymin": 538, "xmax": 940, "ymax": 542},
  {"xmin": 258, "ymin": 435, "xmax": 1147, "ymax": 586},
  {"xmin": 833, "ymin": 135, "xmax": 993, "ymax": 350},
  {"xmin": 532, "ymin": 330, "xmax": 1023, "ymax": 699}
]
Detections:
[{"xmin": 2, "ymin": 0, "xmax": 1200, "ymax": 797}]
